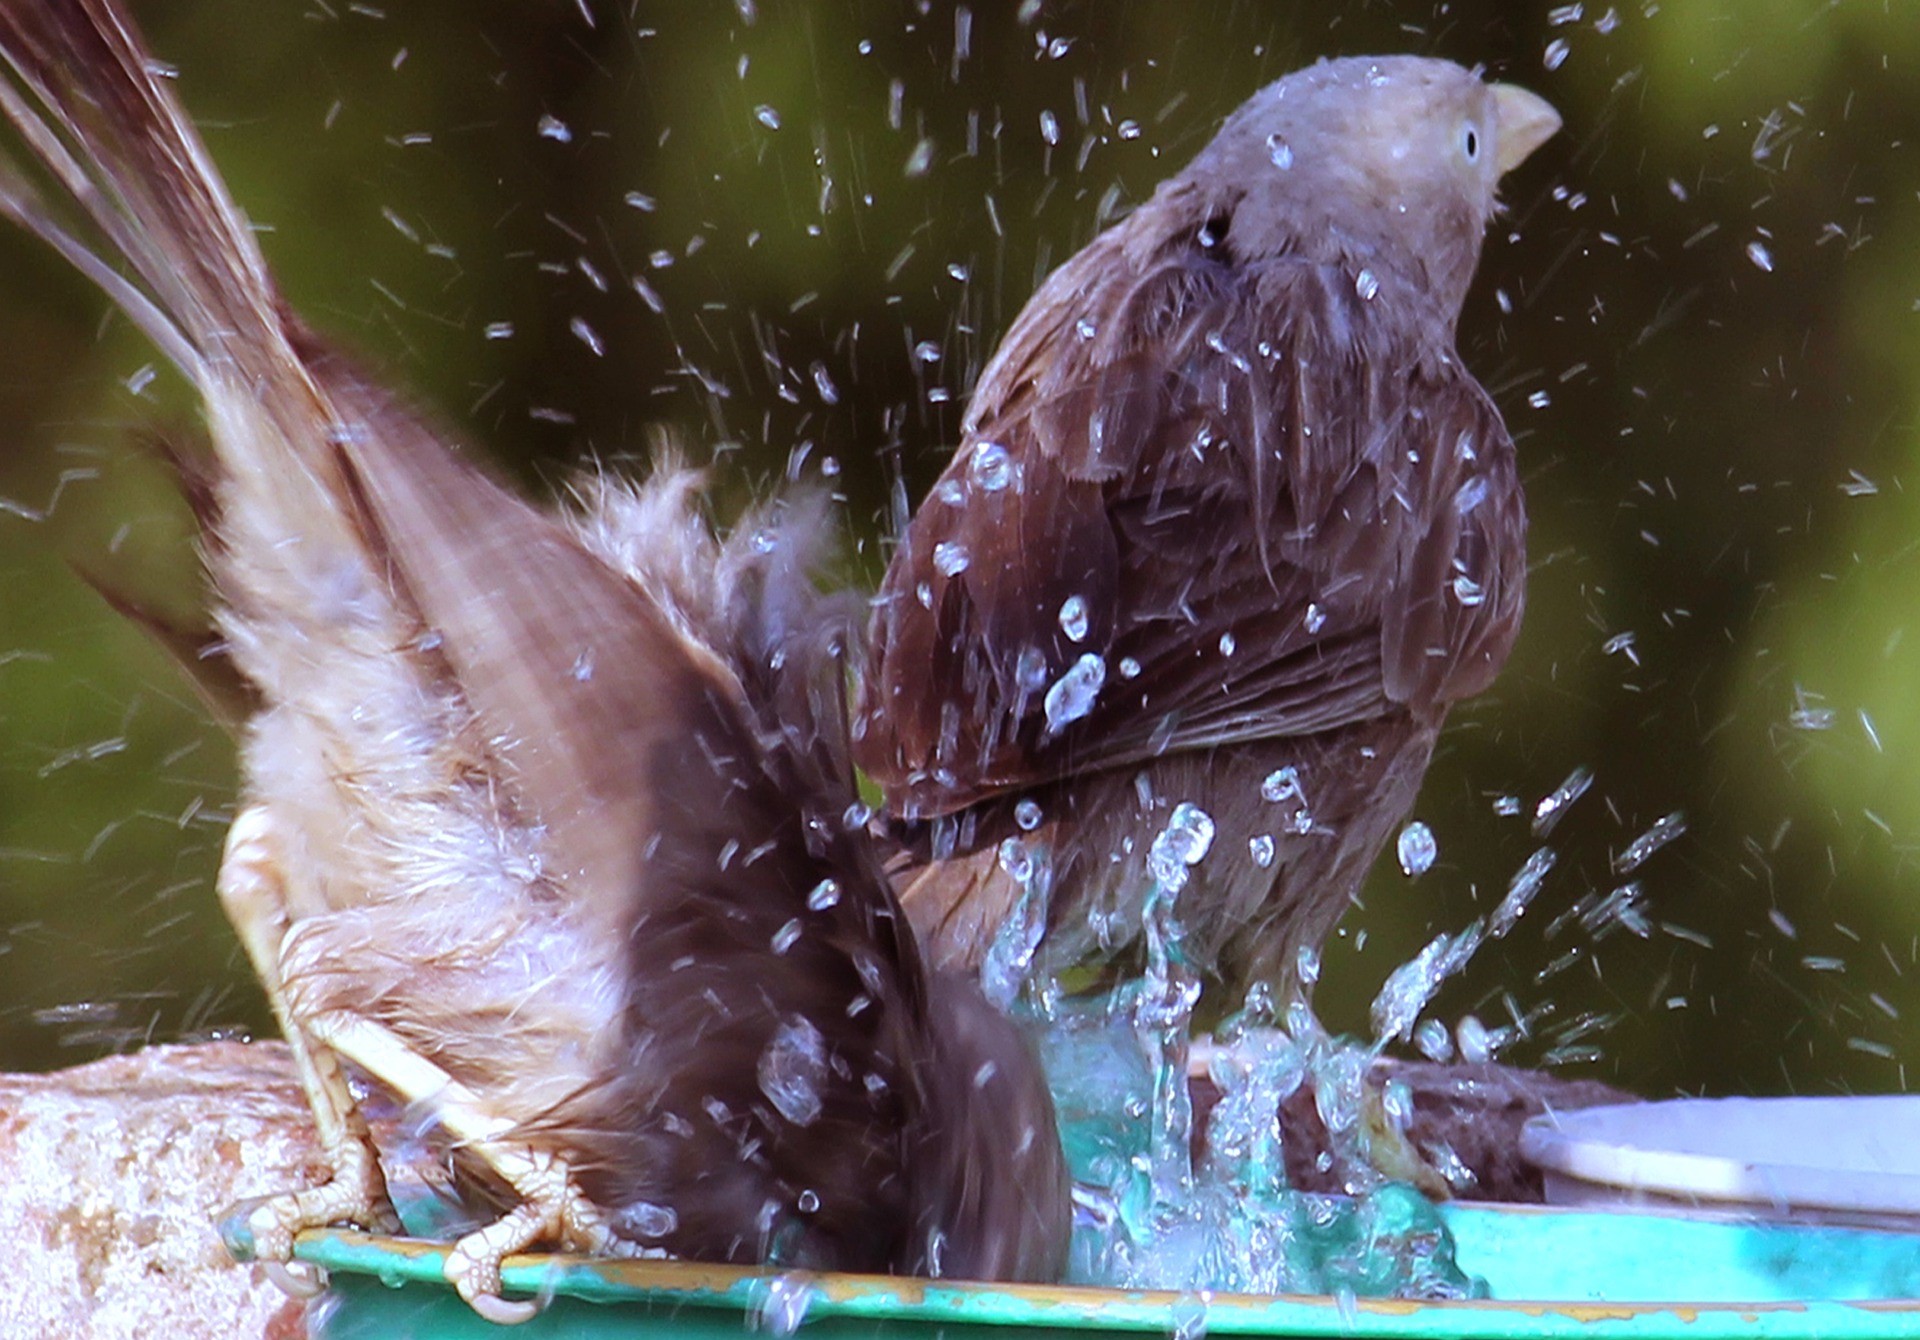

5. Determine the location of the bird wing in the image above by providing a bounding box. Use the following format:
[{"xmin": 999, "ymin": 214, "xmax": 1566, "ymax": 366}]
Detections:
[{"xmin": 858, "ymin": 237, "xmax": 1524, "ymax": 818}]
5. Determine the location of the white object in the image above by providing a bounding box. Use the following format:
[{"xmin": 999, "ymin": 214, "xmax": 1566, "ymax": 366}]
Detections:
[{"xmin": 1521, "ymin": 1095, "xmax": 1920, "ymax": 1226}]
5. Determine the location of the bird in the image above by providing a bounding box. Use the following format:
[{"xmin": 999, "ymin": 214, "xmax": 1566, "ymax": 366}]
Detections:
[
  {"xmin": 855, "ymin": 57, "xmax": 1560, "ymax": 1008},
  {"xmin": 0, "ymin": 0, "xmax": 1068, "ymax": 1322}
]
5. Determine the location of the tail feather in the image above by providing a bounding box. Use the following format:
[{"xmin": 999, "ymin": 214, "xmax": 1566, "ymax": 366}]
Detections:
[{"xmin": 0, "ymin": 0, "xmax": 281, "ymax": 378}]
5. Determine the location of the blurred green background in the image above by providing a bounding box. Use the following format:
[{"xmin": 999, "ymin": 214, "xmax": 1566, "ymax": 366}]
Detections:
[{"xmin": 0, "ymin": 0, "xmax": 1915, "ymax": 1102}]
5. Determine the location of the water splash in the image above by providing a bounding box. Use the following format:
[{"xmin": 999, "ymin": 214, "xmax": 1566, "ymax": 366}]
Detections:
[
  {"xmin": 981, "ymin": 839, "xmax": 1053, "ymax": 1010},
  {"xmin": 1038, "ymin": 981, "xmax": 1482, "ymax": 1299}
]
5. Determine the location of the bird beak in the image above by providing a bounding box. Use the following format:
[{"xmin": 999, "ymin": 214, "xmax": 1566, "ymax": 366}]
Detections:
[{"xmin": 1490, "ymin": 84, "xmax": 1561, "ymax": 175}]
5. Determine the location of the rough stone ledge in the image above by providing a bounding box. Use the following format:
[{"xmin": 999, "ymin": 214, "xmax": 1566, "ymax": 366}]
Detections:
[{"xmin": 0, "ymin": 1040, "xmax": 316, "ymax": 1340}]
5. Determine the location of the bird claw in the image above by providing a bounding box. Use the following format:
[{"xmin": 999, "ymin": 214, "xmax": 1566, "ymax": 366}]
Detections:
[
  {"xmin": 217, "ymin": 1129, "xmax": 398, "ymax": 1297},
  {"xmin": 261, "ymin": 1257, "xmax": 327, "ymax": 1300},
  {"xmin": 438, "ymin": 1149, "xmax": 640, "ymax": 1322}
]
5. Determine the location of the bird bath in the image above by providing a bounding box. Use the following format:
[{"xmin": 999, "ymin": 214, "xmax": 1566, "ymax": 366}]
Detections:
[{"xmin": 291, "ymin": 1205, "xmax": 1920, "ymax": 1338}]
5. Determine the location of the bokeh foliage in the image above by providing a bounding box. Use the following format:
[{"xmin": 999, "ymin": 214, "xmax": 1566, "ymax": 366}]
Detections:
[{"xmin": 1, "ymin": 0, "xmax": 1916, "ymax": 1100}]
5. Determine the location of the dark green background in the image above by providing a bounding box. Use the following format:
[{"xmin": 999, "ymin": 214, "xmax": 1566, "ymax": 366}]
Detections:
[{"xmin": 1, "ymin": 1, "xmax": 1915, "ymax": 1101}]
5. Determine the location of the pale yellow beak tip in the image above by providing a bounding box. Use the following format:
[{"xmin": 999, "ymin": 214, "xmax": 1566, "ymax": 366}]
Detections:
[{"xmin": 1490, "ymin": 83, "xmax": 1562, "ymax": 175}]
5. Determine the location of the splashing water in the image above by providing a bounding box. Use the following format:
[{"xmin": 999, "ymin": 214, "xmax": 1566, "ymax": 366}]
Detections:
[
  {"xmin": 982, "ymin": 839, "xmax": 1053, "ymax": 1010},
  {"xmin": 1036, "ymin": 981, "xmax": 1482, "ymax": 1298},
  {"xmin": 1024, "ymin": 801, "xmax": 1482, "ymax": 1299},
  {"xmin": 750, "ymin": 1272, "xmax": 819, "ymax": 1336}
]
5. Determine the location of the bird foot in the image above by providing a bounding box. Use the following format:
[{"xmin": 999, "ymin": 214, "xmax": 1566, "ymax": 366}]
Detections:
[
  {"xmin": 441, "ymin": 1148, "xmax": 644, "ymax": 1324},
  {"xmin": 217, "ymin": 1127, "xmax": 400, "ymax": 1296},
  {"xmin": 304, "ymin": 1008, "xmax": 647, "ymax": 1322}
]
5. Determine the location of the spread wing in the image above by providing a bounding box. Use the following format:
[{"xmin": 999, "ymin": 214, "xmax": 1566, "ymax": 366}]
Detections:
[{"xmin": 857, "ymin": 226, "xmax": 1524, "ymax": 819}]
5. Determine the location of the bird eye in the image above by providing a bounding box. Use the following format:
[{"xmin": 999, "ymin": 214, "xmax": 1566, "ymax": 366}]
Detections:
[{"xmin": 1462, "ymin": 123, "xmax": 1481, "ymax": 162}]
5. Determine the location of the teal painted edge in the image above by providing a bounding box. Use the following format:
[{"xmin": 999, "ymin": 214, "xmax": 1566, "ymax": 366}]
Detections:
[{"xmin": 294, "ymin": 1229, "xmax": 1920, "ymax": 1339}]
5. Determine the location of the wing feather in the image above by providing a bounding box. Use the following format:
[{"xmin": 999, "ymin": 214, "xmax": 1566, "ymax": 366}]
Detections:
[{"xmin": 859, "ymin": 238, "xmax": 1524, "ymax": 819}]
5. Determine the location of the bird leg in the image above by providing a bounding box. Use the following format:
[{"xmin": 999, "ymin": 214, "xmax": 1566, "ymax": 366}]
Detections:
[
  {"xmin": 214, "ymin": 805, "xmax": 399, "ymax": 1294},
  {"xmin": 303, "ymin": 1009, "xmax": 648, "ymax": 1324}
]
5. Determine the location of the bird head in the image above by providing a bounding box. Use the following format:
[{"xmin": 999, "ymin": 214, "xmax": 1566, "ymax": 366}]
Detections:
[{"xmin": 1172, "ymin": 55, "xmax": 1560, "ymax": 322}]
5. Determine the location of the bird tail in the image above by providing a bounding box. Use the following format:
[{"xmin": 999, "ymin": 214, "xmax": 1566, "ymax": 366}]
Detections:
[
  {"xmin": 0, "ymin": 0, "xmax": 300, "ymax": 396},
  {"xmin": 0, "ymin": 0, "xmax": 415, "ymax": 715}
]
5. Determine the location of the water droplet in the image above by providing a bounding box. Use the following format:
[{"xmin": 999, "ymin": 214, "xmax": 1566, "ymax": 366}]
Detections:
[
  {"xmin": 1371, "ymin": 927, "xmax": 1477, "ymax": 1043},
  {"xmin": 968, "ymin": 441, "xmax": 1015, "ymax": 491},
  {"xmin": 1058, "ymin": 594, "xmax": 1090, "ymax": 642},
  {"xmin": 771, "ymin": 918, "xmax": 802, "ymax": 954},
  {"xmin": 1452, "ymin": 573, "xmax": 1485, "ymax": 606},
  {"xmin": 753, "ymin": 1273, "xmax": 819, "ymax": 1337},
  {"xmin": 1171, "ymin": 1293, "xmax": 1209, "ymax": 1340},
  {"xmin": 1414, "ymin": 1018, "xmax": 1453, "ymax": 1063},
  {"xmin": 1354, "ymin": 268, "xmax": 1380, "ymax": 301},
  {"xmin": 1543, "ymin": 37, "xmax": 1571, "ymax": 70},
  {"xmin": 1015, "ymin": 798, "xmax": 1044, "ymax": 831},
  {"xmin": 1075, "ymin": 317, "xmax": 1097, "ymax": 340},
  {"xmin": 1528, "ymin": 389, "xmax": 1552, "ymax": 409},
  {"xmin": 1532, "ymin": 767, "xmax": 1592, "ymax": 836},
  {"xmin": 755, "ymin": 104, "xmax": 782, "ymax": 130},
  {"xmin": 1304, "ymin": 602, "xmax": 1327, "ymax": 633},
  {"xmin": 1039, "ymin": 109, "xmax": 1060, "ymax": 145},
  {"xmin": 1147, "ymin": 803, "xmax": 1216, "ymax": 892},
  {"xmin": 997, "ymin": 837, "xmax": 1034, "ymax": 884},
  {"xmin": 536, "ymin": 114, "xmax": 572, "ymax": 142},
  {"xmin": 1492, "ymin": 848, "xmax": 1556, "ymax": 938},
  {"xmin": 616, "ymin": 1200, "xmax": 678, "ymax": 1239},
  {"xmin": 1249, "ymin": 834, "xmax": 1275, "ymax": 868},
  {"xmin": 1117, "ymin": 118, "xmax": 1141, "ymax": 140},
  {"xmin": 1266, "ymin": 133, "xmax": 1294, "ymax": 170},
  {"xmin": 1788, "ymin": 685, "xmax": 1835, "ymax": 730},
  {"xmin": 1397, "ymin": 821, "xmax": 1437, "ymax": 876},
  {"xmin": 914, "ymin": 339, "xmax": 942, "ymax": 363},
  {"xmin": 1118, "ymin": 656, "xmax": 1141, "ymax": 679},
  {"xmin": 904, "ymin": 137, "xmax": 935, "ymax": 177},
  {"xmin": 1044, "ymin": 653, "xmax": 1106, "ymax": 733},
  {"xmin": 806, "ymin": 878, "xmax": 841, "ymax": 911},
  {"xmin": 757, "ymin": 1017, "xmax": 826, "ymax": 1126},
  {"xmin": 1218, "ymin": 632, "xmax": 1236, "ymax": 657},
  {"xmin": 933, "ymin": 541, "xmax": 971, "ymax": 576},
  {"xmin": 1260, "ymin": 767, "xmax": 1302, "ymax": 804},
  {"xmin": 1613, "ymin": 811, "xmax": 1686, "ymax": 875},
  {"xmin": 1746, "ymin": 239, "xmax": 1774, "ymax": 272},
  {"xmin": 569, "ymin": 316, "xmax": 604, "ymax": 356}
]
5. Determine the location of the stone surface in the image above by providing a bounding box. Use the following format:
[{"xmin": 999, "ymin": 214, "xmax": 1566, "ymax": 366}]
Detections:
[{"xmin": 0, "ymin": 1040, "xmax": 316, "ymax": 1340}]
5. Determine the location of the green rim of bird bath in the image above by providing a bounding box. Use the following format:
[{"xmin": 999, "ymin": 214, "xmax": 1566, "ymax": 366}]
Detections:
[{"xmin": 294, "ymin": 1205, "xmax": 1920, "ymax": 1338}]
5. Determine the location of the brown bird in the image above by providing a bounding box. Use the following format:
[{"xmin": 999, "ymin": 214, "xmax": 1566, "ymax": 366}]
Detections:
[
  {"xmin": 857, "ymin": 57, "xmax": 1559, "ymax": 1006},
  {"xmin": 0, "ymin": 0, "xmax": 1066, "ymax": 1322}
]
